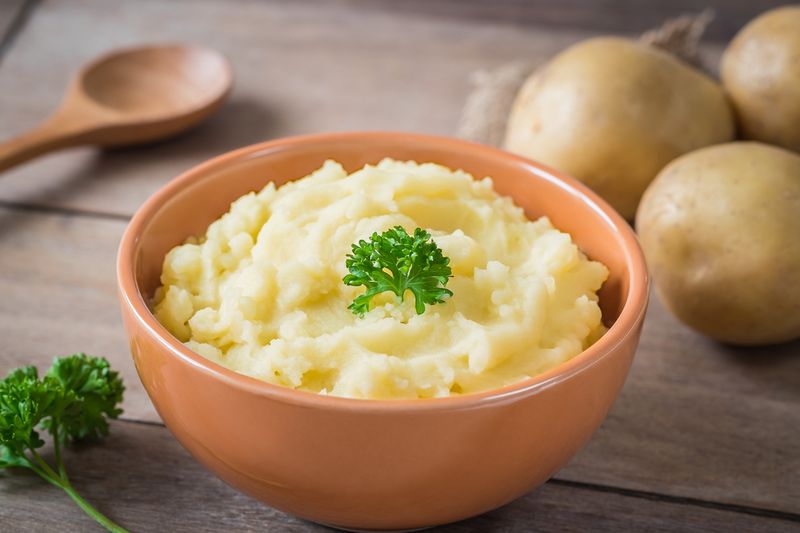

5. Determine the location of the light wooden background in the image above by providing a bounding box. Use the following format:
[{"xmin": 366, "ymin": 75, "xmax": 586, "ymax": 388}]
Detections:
[{"xmin": 0, "ymin": 1, "xmax": 798, "ymax": 531}]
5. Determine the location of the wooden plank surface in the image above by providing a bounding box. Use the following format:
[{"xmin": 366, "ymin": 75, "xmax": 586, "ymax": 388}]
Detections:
[
  {"xmin": 1, "ymin": 208, "xmax": 798, "ymax": 517},
  {"xmin": 562, "ymin": 299, "xmax": 800, "ymax": 513},
  {"xmin": 0, "ymin": 0, "xmax": 728, "ymax": 218},
  {"xmin": 0, "ymin": 0, "xmax": 25, "ymax": 45},
  {"xmin": 1, "ymin": 0, "xmax": 799, "ymax": 531},
  {"xmin": 0, "ymin": 207, "xmax": 151, "ymax": 421},
  {"xmin": 1, "ymin": 420, "xmax": 796, "ymax": 533},
  {"xmin": 339, "ymin": 0, "xmax": 789, "ymax": 42}
]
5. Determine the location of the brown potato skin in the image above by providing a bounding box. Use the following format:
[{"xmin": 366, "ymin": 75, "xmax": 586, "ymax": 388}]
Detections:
[
  {"xmin": 721, "ymin": 6, "xmax": 800, "ymax": 153},
  {"xmin": 636, "ymin": 142, "xmax": 800, "ymax": 345},
  {"xmin": 505, "ymin": 37, "xmax": 735, "ymax": 220}
]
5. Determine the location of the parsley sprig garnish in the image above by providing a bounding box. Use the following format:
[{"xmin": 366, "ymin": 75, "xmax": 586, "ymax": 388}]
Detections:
[
  {"xmin": 344, "ymin": 226, "xmax": 453, "ymax": 316},
  {"xmin": 0, "ymin": 354, "xmax": 127, "ymax": 532}
]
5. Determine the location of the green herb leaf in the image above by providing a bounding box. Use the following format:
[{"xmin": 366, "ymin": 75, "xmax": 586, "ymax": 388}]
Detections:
[
  {"xmin": 343, "ymin": 226, "xmax": 453, "ymax": 316},
  {"xmin": 45, "ymin": 353, "xmax": 124, "ymax": 442},
  {"xmin": 0, "ymin": 355, "xmax": 128, "ymax": 532},
  {"xmin": 0, "ymin": 366, "xmax": 63, "ymax": 458}
]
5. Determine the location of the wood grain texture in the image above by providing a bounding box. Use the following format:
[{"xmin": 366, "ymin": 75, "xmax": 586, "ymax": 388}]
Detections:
[
  {"xmin": 0, "ymin": 0, "xmax": 716, "ymax": 217},
  {"xmin": 1, "ymin": 420, "xmax": 796, "ymax": 533},
  {"xmin": 561, "ymin": 296, "xmax": 800, "ymax": 514},
  {"xmin": 1, "ymin": 209, "xmax": 798, "ymax": 517},
  {"xmin": 1, "ymin": 0, "xmax": 799, "ymax": 530},
  {"xmin": 0, "ymin": 207, "xmax": 151, "ymax": 421},
  {"xmin": 0, "ymin": 0, "xmax": 25, "ymax": 44},
  {"xmin": 341, "ymin": 0, "xmax": 789, "ymax": 43}
]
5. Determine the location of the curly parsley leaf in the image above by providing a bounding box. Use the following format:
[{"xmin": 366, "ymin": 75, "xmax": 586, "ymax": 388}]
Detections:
[
  {"xmin": 343, "ymin": 226, "xmax": 453, "ymax": 316},
  {"xmin": 0, "ymin": 355, "xmax": 128, "ymax": 532},
  {"xmin": 0, "ymin": 366, "xmax": 66, "ymax": 459},
  {"xmin": 45, "ymin": 354, "xmax": 124, "ymax": 442}
]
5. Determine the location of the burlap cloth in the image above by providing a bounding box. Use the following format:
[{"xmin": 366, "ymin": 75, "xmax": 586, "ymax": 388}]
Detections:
[{"xmin": 457, "ymin": 11, "xmax": 715, "ymax": 147}]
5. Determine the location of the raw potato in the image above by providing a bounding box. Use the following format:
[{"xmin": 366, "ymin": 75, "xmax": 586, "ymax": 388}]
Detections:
[
  {"xmin": 721, "ymin": 6, "xmax": 800, "ymax": 152},
  {"xmin": 505, "ymin": 37, "xmax": 735, "ymax": 219},
  {"xmin": 636, "ymin": 142, "xmax": 800, "ymax": 345}
]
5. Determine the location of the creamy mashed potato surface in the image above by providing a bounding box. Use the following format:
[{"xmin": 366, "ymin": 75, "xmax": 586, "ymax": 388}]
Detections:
[{"xmin": 153, "ymin": 159, "xmax": 608, "ymax": 399}]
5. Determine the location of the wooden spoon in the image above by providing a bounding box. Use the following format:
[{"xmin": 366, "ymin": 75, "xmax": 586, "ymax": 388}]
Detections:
[{"xmin": 0, "ymin": 44, "xmax": 232, "ymax": 173}]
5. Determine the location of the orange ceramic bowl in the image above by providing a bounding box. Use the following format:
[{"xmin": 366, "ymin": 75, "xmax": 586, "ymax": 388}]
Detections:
[{"xmin": 117, "ymin": 132, "xmax": 648, "ymax": 530}]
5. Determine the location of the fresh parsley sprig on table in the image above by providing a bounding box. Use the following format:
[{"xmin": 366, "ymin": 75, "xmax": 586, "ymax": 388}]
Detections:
[
  {"xmin": 344, "ymin": 226, "xmax": 453, "ymax": 316},
  {"xmin": 0, "ymin": 354, "xmax": 128, "ymax": 533}
]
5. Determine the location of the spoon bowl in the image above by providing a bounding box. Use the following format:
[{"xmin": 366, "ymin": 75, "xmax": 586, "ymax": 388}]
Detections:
[
  {"xmin": 79, "ymin": 45, "xmax": 232, "ymax": 143},
  {"xmin": 0, "ymin": 43, "xmax": 232, "ymax": 171}
]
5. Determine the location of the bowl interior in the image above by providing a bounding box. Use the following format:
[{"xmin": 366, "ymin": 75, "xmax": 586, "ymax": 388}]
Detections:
[{"xmin": 133, "ymin": 133, "xmax": 634, "ymax": 332}]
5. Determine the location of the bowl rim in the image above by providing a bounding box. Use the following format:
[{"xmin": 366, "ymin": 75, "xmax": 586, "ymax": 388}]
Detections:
[{"xmin": 117, "ymin": 131, "xmax": 649, "ymax": 412}]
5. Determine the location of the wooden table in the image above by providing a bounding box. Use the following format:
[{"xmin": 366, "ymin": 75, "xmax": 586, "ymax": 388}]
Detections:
[{"xmin": 1, "ymin": 1, "xmax": 798, "ymax": 531}]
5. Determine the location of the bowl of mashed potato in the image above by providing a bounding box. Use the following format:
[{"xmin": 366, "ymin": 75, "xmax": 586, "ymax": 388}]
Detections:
[{"xmin": 117, "ymin": 132, "xmax": 648, "ymax": 530}]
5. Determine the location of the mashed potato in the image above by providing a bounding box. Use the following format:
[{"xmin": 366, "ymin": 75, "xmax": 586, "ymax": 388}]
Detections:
[{"xmin": 153, "ymin": 159, "xmax": 608, "ymax": 399}]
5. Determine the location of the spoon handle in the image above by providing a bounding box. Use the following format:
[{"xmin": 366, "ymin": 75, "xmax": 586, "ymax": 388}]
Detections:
[{"xmin": 0, "ymin": 120, "xmax": 83, "ymax": 173}]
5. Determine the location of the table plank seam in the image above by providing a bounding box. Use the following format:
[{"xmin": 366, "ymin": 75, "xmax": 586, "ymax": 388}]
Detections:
[
  {"xmin": 322, "ymin": 0, "xmax": 780, "ymax": 43},
  {"xmin": 119, "ymin": 417, "xmax": 164, "ymax": 428},
  {"xmin": 113, "ymin": 418, "xmax": 800, "ymax": 524},
  {"xmin": 0, "ymin": 0, "xmax": 39, "ymax": 66},
  {"xmin": 0, "ymin": 198, "xmax": 131, "ymax": 222},
  {"xmin": 549, "ymin": 478, "xmax": 800, "ymax": 525}
]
